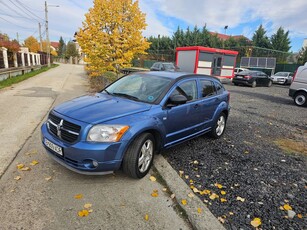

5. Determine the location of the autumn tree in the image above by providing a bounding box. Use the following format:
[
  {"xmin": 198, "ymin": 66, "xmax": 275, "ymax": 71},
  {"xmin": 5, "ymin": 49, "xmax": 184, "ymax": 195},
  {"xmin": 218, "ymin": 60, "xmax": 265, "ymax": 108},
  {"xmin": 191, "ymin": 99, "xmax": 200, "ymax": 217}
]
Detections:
[
  {"xmin": 77, "ymin": 0, "xmax": 150, "ymax": 77},
  {"xmin": 297, "ymin": 47, "xmax": 307, "ymax": 64},
  {"xmin": 24, "ymin": 36, "xmax": 40, "ymax": 52},
  {"xmin": 0, "ymin": 33, "xmax": 20, "ymax": 52}
]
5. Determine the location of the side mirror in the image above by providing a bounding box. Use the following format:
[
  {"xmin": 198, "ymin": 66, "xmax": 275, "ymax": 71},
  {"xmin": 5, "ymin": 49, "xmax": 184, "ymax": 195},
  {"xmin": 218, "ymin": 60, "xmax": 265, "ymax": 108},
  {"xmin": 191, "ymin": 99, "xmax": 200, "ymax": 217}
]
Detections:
[{"xmin": 168, "ymin": 94, "xmax": 188, "ymax": 106}]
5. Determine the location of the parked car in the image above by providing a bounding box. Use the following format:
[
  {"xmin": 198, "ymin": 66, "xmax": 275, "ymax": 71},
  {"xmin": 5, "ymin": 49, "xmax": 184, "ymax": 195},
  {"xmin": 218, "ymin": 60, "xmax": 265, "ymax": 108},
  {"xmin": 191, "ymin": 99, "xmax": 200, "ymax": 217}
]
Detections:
[
  {"xmin": 234, "ymin": 67, "xmax": 249, "ymax": 74},
  {"xmin": 232, "ymin": 70, "xmax": 273, "ymax": 87},
  {"xmin": 41, "ymin": 72, "xmax": 230, "ymax": 178},
  {"xmin": 150, "ymin": 62, "xmax": 179, "ymax": 71},
  {"xmin": 270, "ymin": 72, "xmax": 293, "ymax": 85},
  {"xmin": 289, "ymin": 63, "xmax": 307, "ymax": 107}
]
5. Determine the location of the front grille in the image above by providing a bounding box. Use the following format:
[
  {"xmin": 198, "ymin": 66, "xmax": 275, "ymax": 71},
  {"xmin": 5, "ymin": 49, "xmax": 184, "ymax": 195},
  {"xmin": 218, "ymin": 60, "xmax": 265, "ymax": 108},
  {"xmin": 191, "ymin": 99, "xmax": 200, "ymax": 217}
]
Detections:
[{"xmin": 48, "ymin": 113, "xmax": 81, "ymax": 143}]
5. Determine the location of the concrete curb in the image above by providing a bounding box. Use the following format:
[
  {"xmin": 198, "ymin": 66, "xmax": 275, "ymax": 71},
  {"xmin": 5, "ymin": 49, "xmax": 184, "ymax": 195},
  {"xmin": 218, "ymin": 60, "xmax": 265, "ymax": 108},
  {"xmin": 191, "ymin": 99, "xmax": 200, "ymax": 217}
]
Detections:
[{"xmin": 154, "ymin": 155, "xmax": 225, "ymax": 230}]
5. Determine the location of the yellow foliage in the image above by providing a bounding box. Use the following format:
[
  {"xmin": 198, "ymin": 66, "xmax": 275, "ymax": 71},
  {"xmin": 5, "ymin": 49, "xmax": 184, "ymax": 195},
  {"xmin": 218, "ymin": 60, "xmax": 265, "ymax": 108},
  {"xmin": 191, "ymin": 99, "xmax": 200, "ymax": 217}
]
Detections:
[
  {"xmin": 250, "ymin": 217, "xmax": 261, "ymax": 227},
  {"xmin": 77, "ymin": 0, "xmax": 150, "ymax": 77},
  {"xmin": 24, "ymin": 36, "xmax": 40, "ymax": 52}
]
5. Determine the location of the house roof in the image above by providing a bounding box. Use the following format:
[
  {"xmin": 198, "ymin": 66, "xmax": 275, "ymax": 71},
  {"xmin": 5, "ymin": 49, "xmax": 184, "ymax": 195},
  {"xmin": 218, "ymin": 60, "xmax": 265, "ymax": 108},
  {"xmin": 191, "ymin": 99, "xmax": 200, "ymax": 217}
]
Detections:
[
  {"xmin": 50, "ymin": 41, "xmax": 59, "ymax": 49},
  {"xmin": 209, "ymin": 32, "xmax": 250, "ymax": 41}
]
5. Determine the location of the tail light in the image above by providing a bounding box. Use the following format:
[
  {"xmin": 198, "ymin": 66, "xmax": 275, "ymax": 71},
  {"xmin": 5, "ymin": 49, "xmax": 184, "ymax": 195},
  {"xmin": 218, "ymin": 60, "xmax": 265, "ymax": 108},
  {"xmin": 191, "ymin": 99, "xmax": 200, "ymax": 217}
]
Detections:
[
  {"xmin": 244, "ymin": 75, "xmax": 252, "ymax": 80},
  {"xmin": 292, "ymin": 69, "xmax": 297, "ymax": 82}
]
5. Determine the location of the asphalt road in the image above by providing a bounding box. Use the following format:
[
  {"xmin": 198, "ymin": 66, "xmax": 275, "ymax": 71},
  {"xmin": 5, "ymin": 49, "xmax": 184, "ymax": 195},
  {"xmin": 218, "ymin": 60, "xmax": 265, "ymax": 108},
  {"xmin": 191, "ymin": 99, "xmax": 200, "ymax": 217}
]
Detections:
[{"xmin": 0, "ymin": 64, "xmax": 191, "ymax": 230}]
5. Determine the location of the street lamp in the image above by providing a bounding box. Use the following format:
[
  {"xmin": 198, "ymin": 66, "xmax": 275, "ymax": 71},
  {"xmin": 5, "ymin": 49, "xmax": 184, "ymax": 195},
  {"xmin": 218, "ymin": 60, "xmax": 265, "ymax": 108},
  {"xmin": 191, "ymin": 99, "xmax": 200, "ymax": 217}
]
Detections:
[
  {"xmin": 45, "ymin": 1, "xmax": 59, "ymax": 67},
  {"xmin": 224, "ymin": 25, "xmax": 228, "ymax": 35}
]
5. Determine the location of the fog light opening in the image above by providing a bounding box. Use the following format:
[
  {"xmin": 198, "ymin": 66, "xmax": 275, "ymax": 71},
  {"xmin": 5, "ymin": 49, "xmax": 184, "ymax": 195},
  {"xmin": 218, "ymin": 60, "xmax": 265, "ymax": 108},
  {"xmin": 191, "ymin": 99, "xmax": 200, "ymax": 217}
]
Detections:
[{"xmin": 83, "ymin": 159, "xmax": 99, "ymax": 169}]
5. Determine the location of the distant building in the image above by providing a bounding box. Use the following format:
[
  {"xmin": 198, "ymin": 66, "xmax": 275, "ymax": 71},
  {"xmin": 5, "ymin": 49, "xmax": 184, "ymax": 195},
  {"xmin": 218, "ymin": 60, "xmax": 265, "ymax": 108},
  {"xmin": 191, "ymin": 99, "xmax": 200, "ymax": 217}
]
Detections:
[
  {"xmin": 209, "ymin": 32, "xmax": 251, "ymax": 43},
  {"xmin": 50, "ymin": 41, "xmax": 59, "ymax": 52}
]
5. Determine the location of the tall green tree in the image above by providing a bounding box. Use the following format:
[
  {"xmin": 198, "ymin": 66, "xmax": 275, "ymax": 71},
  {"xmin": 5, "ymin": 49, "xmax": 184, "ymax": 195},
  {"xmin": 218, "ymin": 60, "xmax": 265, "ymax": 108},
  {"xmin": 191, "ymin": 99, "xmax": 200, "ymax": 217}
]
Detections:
[
  {"xmin": 65, "ymin": 41, "xmax": 78, "ymax": 58},
  {"xmin": 58, "ymin": 36, "xmax": 66, "ymax": 58},
  {"xmin": 270, "ymin": 27, "xmax": 291, "ymax": 52},
  {"xmin": 297, "ymin": 47, "xmax": 307, "ymax": 64},
  {"xmin": 252, "ymin": 24, "xmax": 271, "ymax": 49}
]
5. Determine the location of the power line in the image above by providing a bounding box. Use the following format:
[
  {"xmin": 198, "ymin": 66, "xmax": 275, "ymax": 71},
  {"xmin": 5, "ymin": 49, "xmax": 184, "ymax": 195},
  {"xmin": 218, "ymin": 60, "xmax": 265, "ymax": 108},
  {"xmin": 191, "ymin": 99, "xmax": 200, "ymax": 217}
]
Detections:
[
  {"xmin": 14, "ymin": 0, "xmax": 44, "ymax": 21},
  {"xmin": 15, "ymin": 0, "xmax": 44, "ymax": 12},
  {"xmin": 0, "ymin": 16, "xmax": 35, "ymax": 30},
  {"xmin": 0, "ymin": 11, "xmax": 36, "ymax": 21},
  {"xmin": 7, "ymin": 0, "xmax": 43, "ymax": 22}
]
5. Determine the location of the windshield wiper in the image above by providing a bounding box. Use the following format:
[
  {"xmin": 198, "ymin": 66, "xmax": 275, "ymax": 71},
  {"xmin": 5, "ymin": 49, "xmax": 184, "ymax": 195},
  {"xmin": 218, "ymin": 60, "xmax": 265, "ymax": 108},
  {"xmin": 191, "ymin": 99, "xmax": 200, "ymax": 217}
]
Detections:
[
  {"xmin": 103, "ymin": 89, "xmax": 111, "ymax": 95},
  {"xmin": 113, "ymin": 93, "xmax": 140, "ymax": 101}
]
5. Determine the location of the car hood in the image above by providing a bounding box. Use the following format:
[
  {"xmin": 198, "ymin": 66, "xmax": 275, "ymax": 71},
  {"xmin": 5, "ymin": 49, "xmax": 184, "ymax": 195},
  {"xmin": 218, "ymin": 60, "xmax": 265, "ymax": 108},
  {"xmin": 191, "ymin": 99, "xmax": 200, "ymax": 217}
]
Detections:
[{"xmin": 54, "ymin": 93, "xmax": 151, "ymax": 124}]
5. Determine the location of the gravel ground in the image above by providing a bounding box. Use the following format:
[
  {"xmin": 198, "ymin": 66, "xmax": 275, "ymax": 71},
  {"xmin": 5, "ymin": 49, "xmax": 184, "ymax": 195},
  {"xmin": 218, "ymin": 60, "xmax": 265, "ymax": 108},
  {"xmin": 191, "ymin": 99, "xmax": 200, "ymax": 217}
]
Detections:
[{"xmin": 164, "ymin": 84, "xmax": 307, "ymax": 230}]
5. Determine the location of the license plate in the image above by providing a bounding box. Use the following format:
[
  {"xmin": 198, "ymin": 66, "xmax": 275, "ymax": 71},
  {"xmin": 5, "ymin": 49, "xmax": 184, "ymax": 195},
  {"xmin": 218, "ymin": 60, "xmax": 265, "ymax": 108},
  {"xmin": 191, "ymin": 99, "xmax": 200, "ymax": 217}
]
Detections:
[{"xmin": 45, "ymin": 138, "xmax": 63, "ymax": 156}]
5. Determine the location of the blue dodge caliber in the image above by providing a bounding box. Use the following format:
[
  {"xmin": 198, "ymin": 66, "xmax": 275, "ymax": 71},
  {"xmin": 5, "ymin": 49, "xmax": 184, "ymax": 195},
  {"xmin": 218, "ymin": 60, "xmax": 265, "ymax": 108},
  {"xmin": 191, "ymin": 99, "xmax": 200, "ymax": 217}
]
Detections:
[{"xmin": 41, "ymin": 72, "xmax": 230, "ymax": 179}]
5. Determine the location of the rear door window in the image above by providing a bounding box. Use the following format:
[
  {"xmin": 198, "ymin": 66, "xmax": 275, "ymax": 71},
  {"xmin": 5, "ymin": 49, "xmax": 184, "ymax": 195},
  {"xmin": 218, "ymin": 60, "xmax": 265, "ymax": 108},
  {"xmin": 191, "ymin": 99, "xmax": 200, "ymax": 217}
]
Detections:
[{"xmin": 200, "ymin": 80, "xmax": 216, "ymax": 98}]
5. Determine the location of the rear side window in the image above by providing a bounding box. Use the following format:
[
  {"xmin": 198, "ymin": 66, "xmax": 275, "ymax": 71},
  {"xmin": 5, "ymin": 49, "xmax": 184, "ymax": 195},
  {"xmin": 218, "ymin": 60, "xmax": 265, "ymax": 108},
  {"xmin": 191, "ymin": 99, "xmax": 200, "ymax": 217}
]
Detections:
[
  {"xmin": 215, "ymin": 82, "xmax": 225, "ymax": 94},
  {"xmin": 200, "ymin": 80, "xmax": 216, "ymax": 98},
  {"xmin": 170, "ymin": 80, "xmax": 197, "ymax": 101}
]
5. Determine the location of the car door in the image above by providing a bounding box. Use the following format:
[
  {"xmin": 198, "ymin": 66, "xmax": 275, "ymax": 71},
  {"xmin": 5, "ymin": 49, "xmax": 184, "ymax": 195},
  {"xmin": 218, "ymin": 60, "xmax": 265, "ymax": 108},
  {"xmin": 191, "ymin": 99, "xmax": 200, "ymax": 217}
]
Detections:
[
  {"xmin": 257, "ymin": 72, "xmax": 269, "ymax": 85},
  {"xmin": 163, "ymin": 79, "xmax": 201, "ymax": 146},
  {"xmin": 198, "ymin": 79, "xmax": 221, "ymax": 129}
]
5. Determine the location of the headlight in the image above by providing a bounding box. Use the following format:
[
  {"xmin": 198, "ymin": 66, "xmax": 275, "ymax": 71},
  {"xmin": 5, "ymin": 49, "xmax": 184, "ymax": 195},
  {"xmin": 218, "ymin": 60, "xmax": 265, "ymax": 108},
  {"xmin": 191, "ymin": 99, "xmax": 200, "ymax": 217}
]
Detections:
[{"xmin": 87, "ymin": 125, "xmax": 129, "ymax": 142}]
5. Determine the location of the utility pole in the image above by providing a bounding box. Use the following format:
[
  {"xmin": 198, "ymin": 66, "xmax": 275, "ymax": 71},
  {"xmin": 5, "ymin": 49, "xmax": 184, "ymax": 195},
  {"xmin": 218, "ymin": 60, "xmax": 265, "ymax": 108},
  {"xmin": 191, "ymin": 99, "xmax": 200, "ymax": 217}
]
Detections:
[
  {"xmin": 16, "ymin": 32, "xmax": 19, "ymax": 44},
  {"xmin": 39, "ymin": 22, "xmax": 43, "ymax": 51},
  {"xmin": 45, "ymin": 1, "xmax": 50, "ymax": 67}
]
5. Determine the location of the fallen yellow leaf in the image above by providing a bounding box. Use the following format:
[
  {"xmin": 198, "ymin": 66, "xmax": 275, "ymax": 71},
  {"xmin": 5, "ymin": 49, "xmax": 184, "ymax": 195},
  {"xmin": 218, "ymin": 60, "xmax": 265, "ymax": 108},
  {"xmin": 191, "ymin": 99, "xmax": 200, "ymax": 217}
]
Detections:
[
  {"xmin": 14, "ymin": 176, "xmax": 21, "ymax": 180},
  {"xmin": 151, "ymin": 191, "xmax": 158, "ymax": 197},
  {"xmin": 185, "ymin": 175, "xmax": 189, "ymax": 179},
  {"xmin": 220, "ymin": 198, "xmax": 227, "ymax": 202},
  {"xmin": 297, "ymin": 214, "xmax": 302, "ymax": 219},
  {"xmin": 74, "ymin": 194, "xmax": 83, "ymax": 199},
  {"xmin": 21, "ymin": 167, "xmax": 31, "ymax": 171},
  {"xmin": 193, "ymin": 187, "xmax": 200, "ymax": 193},
  {"xmin": 196, "ymin": 175, "xmax": 200, "ymax": 178},
  {"xmin": 209, "ymin": 193, "xmax": 219, "ymax": 200},
  {"xmin": 149, "ymin": 176, "xmax": 156, "ymax": 182},
  {"xmin": 244, "ymin": 150, "xmax": 249, "ymax": 154},
  {"xmin": 236, "ymin": 196, "xmax": 245, "ymax": 202},
  {"xmin": 162, "ymin": 188, "xmax": 167, "ymax": 192},
  {"xmin": 218, "ymin": 217, "xmax": 225, "ymax": 224},
  {"xmin": 188, "ymin": 193, "xmax": 194, "ymax": 198},
  {"xmin": 88, "ymin": 209, "xmax": 93, "ymax": 213},
  {"xmin": 193, "ymin": 160, "xmax": 199, "ymax": 165},
  {"xmin": 197, "ymin": 208, "xmax": 202, "ymax": 214},
  {"xmin": 181, "ymin": 199, "xmax": 187, "ymax": 205},
  {"xmin": 201, "ymin": 189, "xmax": 211, "ymax": 195},
  {"xmin": 221, "ymin": 191, "xmax": 226, "ymax": 195},
  {"xmin": 84, "ymin": 203, "xmax": 92, "ymax": 209},
  {"xmin": 45, "ymin": 176, "xmax": 52, "ymax": 181},
  {"xmin": 189, "ymin": 179, "xmax": 194, "ymax": 184},
  {"xmin": 78, "ymin": 210, "xmax": 89, "ymax": 217},
  {"xmin": 144, "ymin": 214, "xmax": 149, "ymax": 221},
  {"xmin": 179, "ymin": 170, "xmax": 184, "ymax": 177},
  {"xmin": 283, "ymin": 204, "xmax": 292, "ymax": 211},
  {"xmin": 215, "ymin": 183, "xmax": 223, "ymax": 189},
  {"xmin": 17, "ymin": 164, "xmax": 24, "ymax": 169},
  {"xmin": 30, "ymin": 160, "xmax": 39, "ymax": 166},
  {"xmin": 170, "ymin": 194, "xmax": 176, "ymax": 199},
  {"xmin": 251, "ymin": 217, "xmax": 262, "ymax": 227},
  {"xmin": 229, "ymin": 212, "xmax": 234, "ymax": 215}
]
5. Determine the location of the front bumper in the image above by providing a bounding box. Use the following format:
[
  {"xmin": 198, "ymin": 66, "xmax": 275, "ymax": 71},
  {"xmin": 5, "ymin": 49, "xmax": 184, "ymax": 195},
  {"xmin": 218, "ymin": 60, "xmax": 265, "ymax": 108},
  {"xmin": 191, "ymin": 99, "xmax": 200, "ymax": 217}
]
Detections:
[{"xmin": 41, "ymin": 123, "xmax": 125, "ymax": 174}]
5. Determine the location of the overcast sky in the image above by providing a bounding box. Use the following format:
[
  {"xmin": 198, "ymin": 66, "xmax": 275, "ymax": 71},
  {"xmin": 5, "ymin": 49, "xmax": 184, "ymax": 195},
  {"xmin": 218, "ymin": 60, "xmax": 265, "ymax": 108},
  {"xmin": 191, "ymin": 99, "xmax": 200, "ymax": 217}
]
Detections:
[{"xmin": 0, "ymin": 0, "xmax": 307, "ymax": 52}]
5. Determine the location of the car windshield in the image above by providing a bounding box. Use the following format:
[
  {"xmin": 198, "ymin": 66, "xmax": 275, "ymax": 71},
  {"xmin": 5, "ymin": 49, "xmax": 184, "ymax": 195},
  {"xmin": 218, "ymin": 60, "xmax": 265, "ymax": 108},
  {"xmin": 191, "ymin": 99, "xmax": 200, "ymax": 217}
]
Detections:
[
  {"xmin": 162, "ymin": 63, "xmax": 175, "ymax": 70},
  {"xmin": 103, "ymin": 74, "xmax": 172, "ymax": 104},
  {"xmin": 274, "ymin": 72, "xmax": 288, "ymax": 76}
]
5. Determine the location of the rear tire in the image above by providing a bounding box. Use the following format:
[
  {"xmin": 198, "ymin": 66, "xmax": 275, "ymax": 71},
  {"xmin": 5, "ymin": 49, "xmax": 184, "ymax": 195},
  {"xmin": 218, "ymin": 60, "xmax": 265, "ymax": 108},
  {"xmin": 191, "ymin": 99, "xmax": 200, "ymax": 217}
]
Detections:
[
  {"xmin": 234, "ymin": 83, "xmax": 239, "ymax": 86},
  {"xmin": 122, "ymin": 133, "xmax": 155, "ymax": 179},
  {"xmin": 267, "ymin": 80, "xmax": 272, "ymax": 87},
  {"xmin": 251, "ymin": 81, "xmax": 257, "ymax": 88},
  {"xmin": 210, "ymin": 113, "xmax": 227, "ymax": 139},
  {"xmin": 294, "ymin": 92, "xmax": 307, "ymax": 107}
]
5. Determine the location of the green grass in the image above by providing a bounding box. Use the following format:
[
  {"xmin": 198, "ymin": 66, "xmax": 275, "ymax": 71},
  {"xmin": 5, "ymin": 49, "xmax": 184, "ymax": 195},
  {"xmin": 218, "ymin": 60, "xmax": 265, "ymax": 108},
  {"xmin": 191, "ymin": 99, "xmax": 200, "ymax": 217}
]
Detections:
[{"xmin": 0, "ymin": 64, "xmax": 59, "ymax": 90}]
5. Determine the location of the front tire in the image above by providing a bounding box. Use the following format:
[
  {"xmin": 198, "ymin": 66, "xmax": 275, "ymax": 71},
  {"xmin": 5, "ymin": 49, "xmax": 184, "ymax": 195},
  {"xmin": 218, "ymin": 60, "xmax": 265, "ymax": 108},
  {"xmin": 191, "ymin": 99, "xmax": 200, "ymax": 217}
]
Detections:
[
  {"xmin": 210, "ymin": 113, "xmax": 227, "ymax": 139},
  {"xmin": 294, "ymin": 92, "xmax": 307, "ymax": 107},
  {"xmin": 123, "ymin": 133, "xmax": 155, "ymax": 179}
]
